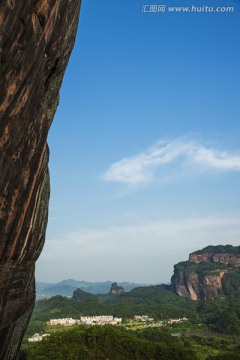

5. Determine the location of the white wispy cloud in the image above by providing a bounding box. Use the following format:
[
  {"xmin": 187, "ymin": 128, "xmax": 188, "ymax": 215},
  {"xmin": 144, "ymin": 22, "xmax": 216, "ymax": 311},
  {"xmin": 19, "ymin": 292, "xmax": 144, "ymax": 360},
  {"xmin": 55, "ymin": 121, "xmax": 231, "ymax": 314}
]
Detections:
[{"xmin": 102, "ymin": 138, "xmax": 240, "ymax": 185}]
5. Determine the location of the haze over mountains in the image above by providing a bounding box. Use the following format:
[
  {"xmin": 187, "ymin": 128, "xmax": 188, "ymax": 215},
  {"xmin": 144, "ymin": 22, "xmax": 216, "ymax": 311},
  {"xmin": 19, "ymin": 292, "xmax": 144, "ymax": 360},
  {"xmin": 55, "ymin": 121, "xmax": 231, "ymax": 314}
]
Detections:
[
  {"xmin": 37, "ymin": 245, "xmax": 240, "ymax": 301},
  {"xmin": 36, "ymin": 279, "xmax": 142, "ymax": 298}
]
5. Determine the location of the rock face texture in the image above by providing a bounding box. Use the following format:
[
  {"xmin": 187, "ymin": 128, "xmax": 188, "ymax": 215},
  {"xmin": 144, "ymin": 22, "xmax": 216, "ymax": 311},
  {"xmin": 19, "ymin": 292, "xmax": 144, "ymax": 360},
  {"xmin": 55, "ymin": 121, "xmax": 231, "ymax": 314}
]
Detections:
[
  {"xmin": 171, "ymin": 245, "xmax": 240, "ymax": 301},
  {"xmin": 0, "ymin": 1, "xmax": 81, "ymax": 358}
]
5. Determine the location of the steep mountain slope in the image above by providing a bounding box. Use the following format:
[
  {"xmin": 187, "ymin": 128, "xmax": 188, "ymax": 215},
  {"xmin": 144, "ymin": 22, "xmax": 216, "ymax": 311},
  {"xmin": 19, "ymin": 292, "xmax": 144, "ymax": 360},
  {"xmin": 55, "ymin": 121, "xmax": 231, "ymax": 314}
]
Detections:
[{"xmin": 171, "ymin": 245, "xmax": 240, "ymax": 300}]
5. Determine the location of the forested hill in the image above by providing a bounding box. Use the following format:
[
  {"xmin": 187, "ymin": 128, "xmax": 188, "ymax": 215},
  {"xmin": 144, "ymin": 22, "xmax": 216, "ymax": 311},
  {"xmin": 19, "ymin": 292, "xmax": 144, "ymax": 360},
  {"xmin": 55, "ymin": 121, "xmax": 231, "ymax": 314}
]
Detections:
[
  {"xmin": 20, "ymin": 326, "xmax": 197, "ymax": 360},
  {"xmin": 31, "ymin": 284, "xmax": 196, "ymax": 323},
  {"xmin": 23, "ymin": 283, "xmax": 240, "ymax": 359}
]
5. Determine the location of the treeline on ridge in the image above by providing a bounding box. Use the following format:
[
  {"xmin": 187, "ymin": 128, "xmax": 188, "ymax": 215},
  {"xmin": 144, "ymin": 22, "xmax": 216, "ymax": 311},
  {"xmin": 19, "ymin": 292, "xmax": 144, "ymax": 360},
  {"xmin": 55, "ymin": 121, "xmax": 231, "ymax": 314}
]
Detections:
[{"xmin": 20, "ymin": 325, "xmax": 197, "ymax": 360}]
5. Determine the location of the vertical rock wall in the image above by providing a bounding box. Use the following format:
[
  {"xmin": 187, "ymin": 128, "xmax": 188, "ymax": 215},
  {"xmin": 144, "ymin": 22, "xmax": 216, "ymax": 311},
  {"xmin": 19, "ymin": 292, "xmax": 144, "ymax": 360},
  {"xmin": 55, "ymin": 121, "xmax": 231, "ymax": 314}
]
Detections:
[
  {"xmin": 171, "ymin": 246, "xmax": 240, "ymax": 301},
  {"xmin": 0, "ymin": 1, "xmax": 81, "ymax": 358}
]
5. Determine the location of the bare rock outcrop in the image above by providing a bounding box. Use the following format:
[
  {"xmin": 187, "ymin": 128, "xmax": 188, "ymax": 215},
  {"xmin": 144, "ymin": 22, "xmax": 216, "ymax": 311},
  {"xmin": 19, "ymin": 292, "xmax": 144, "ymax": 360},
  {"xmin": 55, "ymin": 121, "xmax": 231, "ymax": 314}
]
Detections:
[
  {"xmin": 0, "ymin": 1, "xmax": 81, "ymax": 358},
  {"xmin": 110, "ymin": 282, "xmax": 125, "ymax": 295},
  {"xmin": 171, "ymin": 245, "xmax": 240, "ymax": 301}
]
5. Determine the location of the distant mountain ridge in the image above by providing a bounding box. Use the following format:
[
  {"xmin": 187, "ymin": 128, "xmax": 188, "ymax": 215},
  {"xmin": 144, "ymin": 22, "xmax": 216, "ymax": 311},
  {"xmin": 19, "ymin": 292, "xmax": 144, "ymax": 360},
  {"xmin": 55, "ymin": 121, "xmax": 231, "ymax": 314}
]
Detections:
[{"xmin": 36, "ymin": 279, "xmax": 140, "ymax": 298}]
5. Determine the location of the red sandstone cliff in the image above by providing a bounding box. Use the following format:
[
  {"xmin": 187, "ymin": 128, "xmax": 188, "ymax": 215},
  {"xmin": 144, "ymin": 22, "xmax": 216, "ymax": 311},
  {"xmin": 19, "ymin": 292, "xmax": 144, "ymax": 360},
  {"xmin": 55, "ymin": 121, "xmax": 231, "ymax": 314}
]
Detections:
[
  {"xmin": 0, "ymin": 1, "xmax": 81, "ymax": 358},
  {"xmin": 171, "ymin": 245, "xmax": 240, "ymax": 301}
]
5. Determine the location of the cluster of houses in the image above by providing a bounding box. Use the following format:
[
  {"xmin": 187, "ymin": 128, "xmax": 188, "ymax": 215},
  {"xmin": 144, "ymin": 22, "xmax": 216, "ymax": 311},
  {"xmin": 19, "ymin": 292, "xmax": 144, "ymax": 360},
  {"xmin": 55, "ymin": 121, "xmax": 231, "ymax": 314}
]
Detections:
[
  {"xmin": 28, "ymin": 333, "xmax": 50, "ymax": 342},
  {"xmin": 46, "ymin": 315, "xmax": 122, "ymax": 327},
  {"xmin": 45, "ymin": 316, "xmax": 187, "ymax": 328},
  {"xmin": 28, "ymin": 316, "xmax": 188, "ymax": 342},
  {"xmin": 133, "ymin": 316, "xmax": 187, "ymax": 325},
  {"xmin": 47, "ymin": 318, "xmax": 80, "ymax": 326},
  {"xmin": 127, "ymin": 316, "xmax": 188, "ymax": 330},
  {"xmin": 80, "ymin": 316, "xmax": 122, "ymax": 325},
  {"xmin": 167, "ymin": 317, "xmax": 188, "ymax": 324},
  {"xmin": 134, "ymin": 315, "xmax": 154, "ymax": 322}
]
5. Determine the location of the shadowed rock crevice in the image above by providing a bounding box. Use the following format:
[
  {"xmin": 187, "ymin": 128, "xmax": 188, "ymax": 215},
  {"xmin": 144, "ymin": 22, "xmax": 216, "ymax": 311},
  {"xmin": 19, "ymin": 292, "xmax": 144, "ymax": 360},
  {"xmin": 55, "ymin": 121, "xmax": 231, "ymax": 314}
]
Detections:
[{"xmin": 0, "ymin": 1, "xmax": 81, "ymax": 358}]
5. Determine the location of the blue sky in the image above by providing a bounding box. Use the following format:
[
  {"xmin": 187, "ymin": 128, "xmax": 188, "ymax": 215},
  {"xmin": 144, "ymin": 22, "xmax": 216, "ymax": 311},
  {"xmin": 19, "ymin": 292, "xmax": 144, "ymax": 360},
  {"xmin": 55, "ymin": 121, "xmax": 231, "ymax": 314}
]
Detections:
[{"xmin": 36, "ymin": 0, "xmax": 240, "ymax": 284}]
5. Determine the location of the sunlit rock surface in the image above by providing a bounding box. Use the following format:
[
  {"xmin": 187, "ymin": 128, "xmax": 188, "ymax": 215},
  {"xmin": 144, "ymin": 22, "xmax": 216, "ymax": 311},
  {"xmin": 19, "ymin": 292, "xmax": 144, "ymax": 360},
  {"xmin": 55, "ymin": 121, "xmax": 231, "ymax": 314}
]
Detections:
[
  {"xmin": 0, "ymin": 1, "xmax": 81, "ymax": 358},
  {"xmin": 171, "ymin": 245, "xmax": 240, "ymax": 301}
]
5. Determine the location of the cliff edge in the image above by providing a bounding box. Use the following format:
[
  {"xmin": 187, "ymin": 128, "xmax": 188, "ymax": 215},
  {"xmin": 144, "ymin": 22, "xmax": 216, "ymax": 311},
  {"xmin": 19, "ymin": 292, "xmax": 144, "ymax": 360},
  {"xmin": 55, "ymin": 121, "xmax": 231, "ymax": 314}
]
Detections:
[
  {"xmin": 171, "ymin": 245, "xmax": 240, "ymax": 301},
  {"xmin": 0, "ymin": 1, "xmax": 81, "ymax": 358}
]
